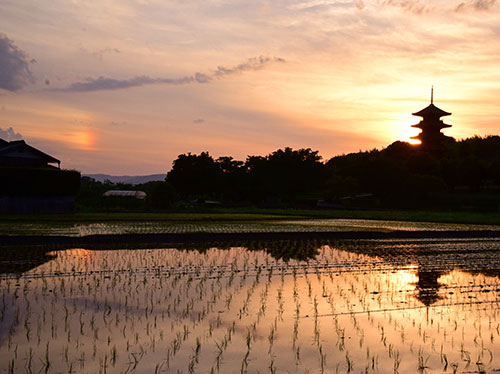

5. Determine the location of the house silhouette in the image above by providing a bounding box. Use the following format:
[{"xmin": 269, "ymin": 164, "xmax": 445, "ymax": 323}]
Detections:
[
  {"xmin": 0, "ymin": 138, "xmax": 79, "ymax": 213},
  {"xmin": 0, "ymin": 139, "xmax": 61, "ymax": 168}
]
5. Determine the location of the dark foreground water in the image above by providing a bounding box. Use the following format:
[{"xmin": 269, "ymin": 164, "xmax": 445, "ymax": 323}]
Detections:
[{"xmin": 1, "ymin": 239, "xmax": 500, "ymax": 373}]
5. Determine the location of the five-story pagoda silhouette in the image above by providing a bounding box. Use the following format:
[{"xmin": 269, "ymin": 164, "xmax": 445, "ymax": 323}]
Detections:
[{"xmin": 411, "ymin": 88, "xmax": 453, "ymax": 148}]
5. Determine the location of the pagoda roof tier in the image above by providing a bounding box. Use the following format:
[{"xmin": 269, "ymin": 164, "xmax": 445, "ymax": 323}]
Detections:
[
  {"xmin": 411, "ymin": 121, "xmax": 452, "ymax": 130},
  {"xmin": 411, "ymin": 132, "xmax": 444, "ymax": 139},
  {"xmin": 412, "ymin": 103, "xmax": 451, "ymax": 118}
]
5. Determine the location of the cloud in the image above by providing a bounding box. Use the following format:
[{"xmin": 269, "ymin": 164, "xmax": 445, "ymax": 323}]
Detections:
[
  {"xmin": 475, "ymin": 0, "xmax": 497, "ymax": 9},
  {"xmin": 0, "ymin": 127, "xmax": 23, "ymax": 141},
  {"xmin": 379, "ymin": 0, "xmax": 430, "ymax": 14},
  {"xmin": 455, "ymin": 0, "xmax": 496, "ymax": 11},
  {"xmin": 64, "ymin": 76, "xmax": 168, "ymax": 92},
  {"xmin": 92, "ymin": 47, "xmax": 120, "ymax": 61},
  {"xmin": 289, "ymin": 0, "xmax": 358, "ymax": 11},
  {"xmin": 378, "ymin": 0, "xmax": 497, "ymax": 13},
  {"xmin": 355, "ymin": 0, "xmax": 366, "ymax": 9},
  {"xmin": 110, "ymin": 121, "xmax": 128, "ymax": 126},
  {"xmin": 0, "ymin": 34, "xmax": 35, "ymax": 91},
  {"xmin": 60, "ymin": 56, "xmax": 285, "ymax": 92},
  {"xmin": 193, "ymin": 118, "xmax": 205, "ymax": 124},
  {"xmin": 214, "ymin": 56, "xmax": 286, "ymax": 77},
  {"xmin": 63, "ymin": 75, "xmax": 197, "ymax": 92},
  {"xmin": 194, "ymin": 72, "xmax": 211, "ymax": 83}
]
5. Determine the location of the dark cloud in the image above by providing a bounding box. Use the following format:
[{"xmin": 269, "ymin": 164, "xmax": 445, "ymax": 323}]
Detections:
[
  {"xmin": 0, "ymin": 127, "xmax": 23, "ymax": 141},
  {"xmin": 60, "ymin": 56, "xmax": 285, "ymax": 92},
  {"xmin": 193, "ymin": 118, "xmax": 205, "ymax": 124},
  {"xmin": 0, "ymin": 34, "xmax": 35, "ymax": 91}
]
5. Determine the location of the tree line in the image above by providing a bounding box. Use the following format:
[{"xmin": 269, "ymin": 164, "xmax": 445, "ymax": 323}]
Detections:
[
  {"xmin": 166, "ymin": 147, "xmax": 324, "ymax": 204},
  {"xmin": 78, "ymin": 135, "xmax": 500, "ymax": 211}
]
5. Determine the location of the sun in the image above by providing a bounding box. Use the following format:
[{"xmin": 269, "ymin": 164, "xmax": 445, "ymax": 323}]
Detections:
[
  {"xmin": 405, "ymin": 129, "xmax": 421, "ymax": 145},
  {"xmin": 387, "ymin": 114, "xmax": 422, "ymax": 145}
]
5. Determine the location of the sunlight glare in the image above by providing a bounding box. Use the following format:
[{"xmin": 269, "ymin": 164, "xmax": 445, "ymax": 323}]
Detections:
[{"xmin": 388, "ymin": 114, "xmax": 422, "ymax": 145}]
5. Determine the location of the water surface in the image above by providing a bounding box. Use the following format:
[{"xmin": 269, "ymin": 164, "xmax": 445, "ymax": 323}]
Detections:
[{"xmin": 1, "ymin": 239, "xmax": 500, "ymax": 373}]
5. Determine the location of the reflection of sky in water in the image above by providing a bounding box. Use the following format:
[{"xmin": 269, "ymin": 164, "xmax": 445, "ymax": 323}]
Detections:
[
  {"xmin": 0, "ymin": 242, "xmax": 499, "ymax": 373},
  {"xmin": 2, "ymin": 218, "xmax": 500, "ymax": 236}
]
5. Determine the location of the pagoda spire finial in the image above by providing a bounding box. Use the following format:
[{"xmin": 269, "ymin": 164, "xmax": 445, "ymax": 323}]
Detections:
[{"xmin": 431, "ymin": 86, "xmax": 434, "ymax": 104}]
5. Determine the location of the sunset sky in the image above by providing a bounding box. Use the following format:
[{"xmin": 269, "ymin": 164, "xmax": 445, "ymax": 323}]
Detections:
[{"xmin": 1, "ymin": 0, "xmax": 499, "ymax": 174}]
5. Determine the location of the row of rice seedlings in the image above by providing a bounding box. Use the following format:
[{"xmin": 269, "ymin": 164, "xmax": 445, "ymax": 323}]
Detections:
[
  {"xmin": 22, "ymin": 218, "xmax": 500, "ymax": 237},
  {"xmin": 2, "ymin": 244, "xmax": 500, "ymax": 372},
  {"xmin": 73, "ymin": 222, "xmax": 361, "ymax": 236}
]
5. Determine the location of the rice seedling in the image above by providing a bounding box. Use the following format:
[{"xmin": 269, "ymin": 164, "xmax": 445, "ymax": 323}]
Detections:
[{"xmin": 2, "ymin": 238, "xmax": 500, "ymax": 372}]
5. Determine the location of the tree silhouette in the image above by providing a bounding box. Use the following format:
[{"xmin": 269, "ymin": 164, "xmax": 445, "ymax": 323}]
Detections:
[
  {"xmin": 159, "ymin": 136, "xmax": 500, "ymax": 210},
  {"xmin": 167, "ymin": 152, "xmax": 221, "ymax": 198},
  {"xmin": 246, "ymin": 147, "xmax": 324, "ymax": 203}
]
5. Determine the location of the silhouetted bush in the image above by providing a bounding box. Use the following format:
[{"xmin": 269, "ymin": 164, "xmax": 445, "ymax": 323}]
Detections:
[{"xmin": 144, "ymin": 181, "xmax": 178, "ymax": 210}]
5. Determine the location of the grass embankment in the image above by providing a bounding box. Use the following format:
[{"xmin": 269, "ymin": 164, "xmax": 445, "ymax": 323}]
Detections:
[{"xmin": 1, "ymin": 207, "xmax": 500, "ymax": 225}]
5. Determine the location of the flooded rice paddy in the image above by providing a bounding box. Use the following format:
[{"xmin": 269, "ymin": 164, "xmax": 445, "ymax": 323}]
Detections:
[
  {"xmin": 1, "ymin": 239, "xmax": 500, "ymax": 373},
  {"xmin": 2, "ymin": 218, "xmax": 500, "ymax": 236}
]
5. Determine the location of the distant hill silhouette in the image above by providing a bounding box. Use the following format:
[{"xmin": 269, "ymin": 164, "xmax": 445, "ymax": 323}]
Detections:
[{"xmin": 84, "ymin": 174, "xmax": 166, "ymax": 185}]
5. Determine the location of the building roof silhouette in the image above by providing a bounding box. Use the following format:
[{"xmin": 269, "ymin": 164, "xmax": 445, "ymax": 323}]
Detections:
[
  {"xmin": 412, "ymin": 103, "xmax": 451, "ymax": 119},
  {"xmin": 0, "ymin": 139, "xmax": 60, "ymax": 168}
]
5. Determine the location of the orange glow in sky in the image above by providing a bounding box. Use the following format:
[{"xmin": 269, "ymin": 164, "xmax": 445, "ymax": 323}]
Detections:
[
  {"xmin": 74, "ymin": 130, "xmax": 96, "ymax": 151},
  {"xmin": 1, "ymin": 0, "xmax": 499, "ymax": 174}
]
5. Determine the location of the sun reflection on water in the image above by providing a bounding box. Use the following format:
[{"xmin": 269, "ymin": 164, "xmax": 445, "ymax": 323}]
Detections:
[{"xmin": 1, "ymin": 242, "xmax": 499, "ymax": 373}]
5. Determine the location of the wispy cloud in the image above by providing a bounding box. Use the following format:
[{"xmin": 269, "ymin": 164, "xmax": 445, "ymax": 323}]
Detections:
[
  {"xmin": 289, "ymin": 0, "xmax": 355, "ymax": 11},
  {"xmin": 455, "ymin": 0, "xmax": 497, "ymax": 11},
  {"xmin": 214, "ymin": 56, "xmax": 285, "ymax": 77},
  {"xmin": 378, "ymin": 0, "xmax": 497, "ymax": 13},
  {"xmin": 59, "ymin": 56, "xmax": 285, "ymax": 92},
  {"xmin": 63, "ymin": 75, "xmax": 194, "ymax": 92},
  {"xmin": 110, "ymin": 121, "xmax": 128, "ymax": 127},
  {"xmin": 378, "ymin": 0, "xmax": 434, "ymax": 14},
  {"xmin": 0, "ymin": 34, "xmax": 35, "ymax": 91},
  {"xmin": 92, "ymin": 47, "xmax": 120, "ymax": 61}
]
